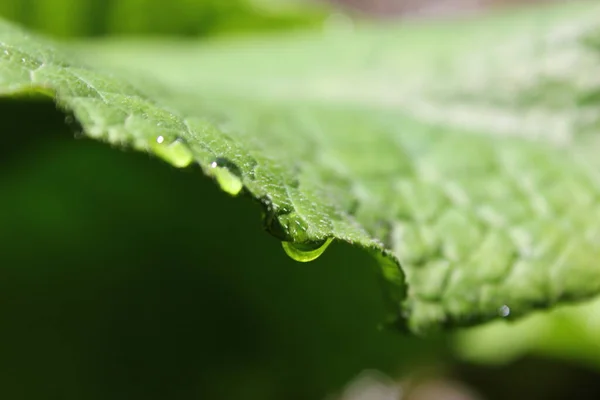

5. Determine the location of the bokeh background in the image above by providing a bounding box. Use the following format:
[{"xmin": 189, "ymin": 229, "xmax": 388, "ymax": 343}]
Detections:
[{"xmin": 2, "ymin": 1, "xmax": 600, "ymax": 399}]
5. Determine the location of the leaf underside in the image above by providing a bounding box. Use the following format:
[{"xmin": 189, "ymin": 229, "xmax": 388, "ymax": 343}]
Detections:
[{"xmin": 2, "ymin": 3, "xmax": 600, "ymax": 333}]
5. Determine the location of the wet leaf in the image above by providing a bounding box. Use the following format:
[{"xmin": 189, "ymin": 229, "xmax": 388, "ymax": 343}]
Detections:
[{"xmin": 2, "ymin": 2, "xmax": 600, "ymax": 333}]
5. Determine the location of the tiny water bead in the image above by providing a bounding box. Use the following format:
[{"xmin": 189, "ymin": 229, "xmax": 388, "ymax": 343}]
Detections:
[
  {"xmin": 498, "ymin": 304, "xmax": 511, "ymax": 318},
  {"xmin": 151, "ymin": 136, "xmax": 193, "ymax": 168},
  {"xmin": 209, "ymin": 158, "xmax": 243, "ymax": 196},
  {"xmin": 282, "ymin": 238, "xmax": 333, "ymax": 263}
]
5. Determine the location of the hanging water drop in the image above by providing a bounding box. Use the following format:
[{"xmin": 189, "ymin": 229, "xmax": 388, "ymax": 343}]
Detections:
[
  {"xmin": 151, "ymin": 137, "xmax": 193, "ymax": 168},
  {"xmin": 282, "ymin": 238, "xmax": 333, "ymax": 263},
  {"xmin": 209, "ymin": 158, "xmax": 243, "ymax": 196},
  {"xmin": 498, "ymin": 305, "xmax": 510, "ymax": 318}
]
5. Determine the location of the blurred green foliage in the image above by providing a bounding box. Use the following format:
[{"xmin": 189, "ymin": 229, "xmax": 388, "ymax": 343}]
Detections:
[{"xmin": 0, "ymin": 0, "xmax": 326, "ymax": 38}]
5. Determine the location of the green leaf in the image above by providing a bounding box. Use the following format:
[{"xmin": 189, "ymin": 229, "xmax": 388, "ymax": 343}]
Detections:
[{"xmin": 1, "ymin": 2, "xmax": 600, "ymax": 333}]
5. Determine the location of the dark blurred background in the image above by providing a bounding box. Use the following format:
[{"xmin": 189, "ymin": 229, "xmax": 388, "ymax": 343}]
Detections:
[{"xmin": 1, "ymin": 1, "xmax": 599, "ymax": 399}]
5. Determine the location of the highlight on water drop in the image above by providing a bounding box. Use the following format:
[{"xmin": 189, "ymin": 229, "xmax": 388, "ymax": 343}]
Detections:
[
  {"xmin": 498, "ymin": 304, "xmax": 510, "ymax": 318},
  {"xmin": 209, "ymin": 158, "xmax": 243, "ymax": 196},
  {"xmin": 151, "ymin": 137, "xmax": 194, "ymax": 168},
  {"xmin": 282, "ymin": 238, "xmax": 333, "ymax": 263}
]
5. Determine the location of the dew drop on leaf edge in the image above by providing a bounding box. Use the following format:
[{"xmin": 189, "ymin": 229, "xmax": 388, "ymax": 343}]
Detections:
[
  {"xmin": 151, "ymin": 137, "xmax": 194, "ymax": 168},
  {"xmin": 209, "ymin": 158, "xmax": 243, "ymax": 196},
  {"xmin": 282, "ymin": 238, "xmax": 333, "ymax": 263}
]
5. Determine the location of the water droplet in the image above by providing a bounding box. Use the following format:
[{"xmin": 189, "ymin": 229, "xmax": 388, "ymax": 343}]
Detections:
[
  {"xmin": 209, "ymin": 157, "xmax": 243, "ymax": 196},
  {"xmin": 498, "ymin": 305, "xmax": 510, "ymax": 318},
  {"xmin": 242, "ymin": 158, "xmax": 258, "ymax": 181},
  {"xmin": 261, "ymin": 194, "xmax": 274, "ymax": 211},
  {"xmin": 151, "ymin": 138, "xmax": 193, "ymax": 168},
  {"xmin": 282, "ymin": 238, "xmax": 333, "ymax": 263}
]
